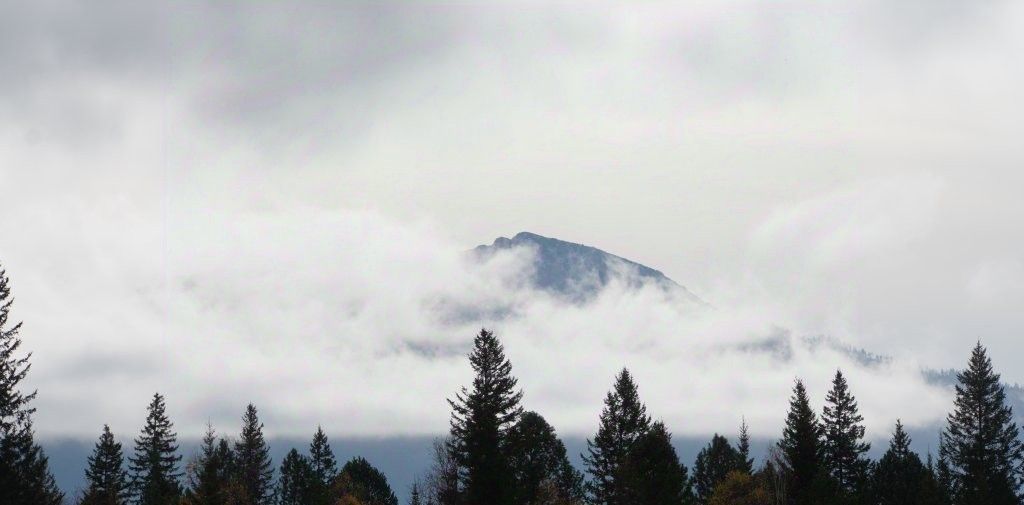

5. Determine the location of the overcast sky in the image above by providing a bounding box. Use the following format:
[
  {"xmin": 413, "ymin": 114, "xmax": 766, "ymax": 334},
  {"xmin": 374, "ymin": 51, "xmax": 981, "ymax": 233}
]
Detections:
[{"xmin": 2, "ymin": 1, "xmax": 1023, "ymax": 442}]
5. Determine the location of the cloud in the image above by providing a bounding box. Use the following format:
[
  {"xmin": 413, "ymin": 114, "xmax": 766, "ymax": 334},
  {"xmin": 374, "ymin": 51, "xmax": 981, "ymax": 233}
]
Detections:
[{"xmin": 1, "ymin": 0, "xmax": 1022, "ymax": 446}]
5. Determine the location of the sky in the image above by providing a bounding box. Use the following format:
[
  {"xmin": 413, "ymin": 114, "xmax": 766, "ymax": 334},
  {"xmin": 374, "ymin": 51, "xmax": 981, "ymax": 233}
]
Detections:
[{"xmin": 1, "ymin": 1, "xmax": 1023, "ymax": 445}]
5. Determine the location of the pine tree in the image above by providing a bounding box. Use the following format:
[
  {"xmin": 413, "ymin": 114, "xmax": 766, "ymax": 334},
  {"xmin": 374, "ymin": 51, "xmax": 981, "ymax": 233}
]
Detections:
[
  {"xmin": 940, "ymin": 343, "xmax": 1024, "ymax": 505},
  {"xmin": 821, "ymin": 370, "xmax": 871, "ymax": 498},
  {"xmin": 619, "ymin": 421, "xmax": 695, "ymax": 505},
  {"xmin": 935, "ymin": 438, "xmax": 955, "ymax": 505},
  {"xmin": 583, "ymin": 368, "xmax": 652, "ymax": 505},
  {"xmin": 81, "ymin": 424, "xmax": 130, "ymax": 505},
  {"xmin": 278, "ymin": 449, "xmax": 315, "ymax": 505},
  {"xmin": 506, "ymin": 411, "xmax": 585, "ymax": 504},
  {"xmin": 409, "ymin": 482, "xmax": 422, "ymax": 505},
  {"xmin": 129, "ymin": 393, "xmax": 182, "ymax": 505},
  {"xmin": 0, "ymin": 265, "xmax": 63, "ymax": 505},
  {"xmin": 447, "ymin": 328, "xmax": 524, "ymax": 505},
  {"xmin": 234, "ymin": 404, "xmax": 274, "ymax": 505},
  {"xmin": 872, "ymin": 420, "xmax": 929, "ymax": 505},
  {"xmin": 693, "ymin": 434, "xmax": 742, "ymax": 504},
  {"xmin": 778, "ymin": 379, "xmax": 823, "ymax": 505},
  {"xmin": 185, "ymin": 424, "xmax": 234, "ymax": 505},
  {"xmin": 737, "ymin": 419, "xmax": 754, "ymax": 475},
  {"xmin": 334, "ymin": 456, "xmax": 399, "ymax": 505},
  {"xmin": 309, "ymin": 425, "xmax": 338, "ymax": 505}
]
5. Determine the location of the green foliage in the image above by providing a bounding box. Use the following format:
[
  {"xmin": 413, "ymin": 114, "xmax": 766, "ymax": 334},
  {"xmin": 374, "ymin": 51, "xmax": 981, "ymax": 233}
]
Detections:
[
  {"xmin": 941, "ymin": 343, "xmax": 1024, "ymax": 505},
  {"xmin": 334, "ymin": 456, "xmax": 399, "ymax": 505},
  {"xmin": 448, "ymin": 328, "xmax": 524, "ymax": 505},
  {"xmin": 81, "ymin": 424, "xmax": 130, "ymax": 505},
  {"xmin": 821, "ymin": 370, "xmax": 871, "ymax": 498},
  {"xmin": 309, "ymin": 426, "xmax": 338, "ymax": 505},
  {"xmin": 234, "ymin": 404, "xmax": 274, "ymax": 505},
  {"xmin": 778, "ymin": 380, "xmax": 823, "ymax": 505},
  {"xmin": 693, "ymin": 434, "xmax": 742, "ymax": 504},
  {"xmin": 129, "ymin": 393, "xmax": 182, "ymax": 505},
  {"xmin": 506, "ymin": 411, "xmax": 584, "ymax": 505},
  {"xmin": 0, "ymin": 266, "xmax": 64, "ymax": 505},
  {"xmin": 583, "ymin": 368, "xmax": 652, "ymax": 505},
  {"xmin": 278, "ymin": 448, "xmax": 315, "ymax": 505},
  {"xmin": 619, "ymin": 421, "xmax": 695, "ymax": 505},
  {"xmin": 185, "ymin": 424, "xmax": 235, "ymax": 505},
  {"xmin": 871, "ymin": 420, "xmax": 931, "ymax": 505},
  {"xmin": 736, "ymin": 419, "xmax": 753, "ymax": 475}
]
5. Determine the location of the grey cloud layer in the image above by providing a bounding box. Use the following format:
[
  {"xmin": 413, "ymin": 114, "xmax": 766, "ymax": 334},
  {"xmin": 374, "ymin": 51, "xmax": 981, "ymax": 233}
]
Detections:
[{"xmin": 1, "ymin": 1, "xmax": 1022, "ymax": 442}]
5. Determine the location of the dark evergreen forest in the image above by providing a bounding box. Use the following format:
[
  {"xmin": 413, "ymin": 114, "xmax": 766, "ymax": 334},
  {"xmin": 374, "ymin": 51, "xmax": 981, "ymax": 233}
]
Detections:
[{"xmin": 3, "ymin": 264, "xmax": 1023, "ymax": 505}]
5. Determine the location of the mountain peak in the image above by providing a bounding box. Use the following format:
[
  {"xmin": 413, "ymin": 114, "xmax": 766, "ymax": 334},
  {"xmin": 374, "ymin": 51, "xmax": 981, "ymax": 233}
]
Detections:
[{"xmin": 474, "ymin": 232, "xmax": 704, "ymax": 305}]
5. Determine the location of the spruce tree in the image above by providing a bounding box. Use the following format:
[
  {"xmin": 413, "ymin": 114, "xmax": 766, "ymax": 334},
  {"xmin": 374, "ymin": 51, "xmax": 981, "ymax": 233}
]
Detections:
[
  {"xmin": 506, "ymin": 411, "xmax": 584, "ymax": 504},
  {"xmin": 0, "ymin": 265, "xmax": 63, "ymax": 505},
  {"xmin": 819, "ymin": 368, "xmax": 868, "ymax": 497},
  {"xmin": 821, "ymin": 370, "xmax": 871, "ymax": 498},
  {"xmin": 234, "ymin": 403, "xmax": 274, "ymax": 505},
  {"xmin": 309, "ymin": 425, "xmax": 338, "ymax": 505},
  {"xmin": 940, "ymin": 343, "xmax": 1024, "ymax": 505},
  {"xmin": 872, "ymin": 420, "xmax": 929, "ymax": 505},
  {"xmin": 693, "ymin": 434, "xmax": 742, "ymax": 504},
  {"xmin": 447, "ymin": 328, "xmax": 524, "ymax": 505},
  {"xmin": 409, "ymin": 482, "xmax": 422, "ymax": 505},
  {"xmin": 185, "ymin": 424, "xmax": 234, "ymax": 505},
  {"xmin": 619, "ymin": 421, "xmax": 695, "ymax": 505},
  {"xmin": 737, "ymin": 419, "xmax": 754, "ymax": 475},
  {"xmin": 278, "ymin": 449, "xmax": 315, "ymax": 505},
  {"xmin": 129, "ymin": 393, "xmax": 182, "ymax": 505},
  {"xmin": 583, "ymin": 368, "xmax": 652, "ymax": 505},
  {"xmin": 778, "ymin": 379, "xmax": 823, "ymax": 505},
  {"xmin": 81, "ymin": 424, "xmax": 130, "ymax": 505}
]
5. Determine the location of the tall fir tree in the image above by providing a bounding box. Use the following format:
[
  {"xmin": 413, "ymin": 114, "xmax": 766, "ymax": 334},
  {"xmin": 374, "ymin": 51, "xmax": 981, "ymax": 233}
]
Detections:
[
  {"xmin": 184, "ymin": 424, "xmax": 234, "ymax": 505},
  {"xmin": 821, "ymin": 370, "xmax": 871, "ymax": 497},
  {"xmin": 0, "ymin": 265, "xmax": 63, "ymax": 505},
  {"xmin": 737, "ymin": 419, "xmax": 754, "ymax": 475},
  {"xmin": 409, "ymin": 482, "xmax": 422, "ymax": 505},
  {"xmin": 941, "ymin": 343, "xmax": 1024, "ymax": 505},
  {"xmin": 278, "ymin": 448, "xmax": 315, "ymax": 505},
  {"xmin": 778, "ymin": 379, "xmax": 824, "ymax": 505},
  {"xmin": 505, "ymin": 411, "xmax": 585, "ymax": 505},
  {"xmin": 619, "ymin": 421, "xmax": 695, "ymax": 505},
  {"xmin": 81, "ymin": 424, "xmax": 130, "ymax": 505},
  {"xmin": 871, "ymin": 420, "xmax": 929, "ymax": 505},
  {"xmin": 129, "ymin": 393, "xmax": 182, "ymax": 505},
  {"xmin": 583, "ymin": 368, "xmax": 652, "ymax": 505},
  {"xmin": 234, "ymin": 404, "xmax": 274, "ymax": 505},
  {"xmin": 447, "ymin": 328, "xmax": 524, "ymax": 505},
  {"xmin": 309, "ymin": 425, "xmax": 338, "ymax": 505},
  {"xmin": 693, "ymin": 434, "xmax": 742, "ymax": 504}
]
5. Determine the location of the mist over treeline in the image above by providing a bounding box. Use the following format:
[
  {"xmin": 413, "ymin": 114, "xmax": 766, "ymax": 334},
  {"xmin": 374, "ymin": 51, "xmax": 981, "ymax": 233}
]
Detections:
[{"xmin": 3, "ymin": 262, "xmax": 1024, "ymax": 505}]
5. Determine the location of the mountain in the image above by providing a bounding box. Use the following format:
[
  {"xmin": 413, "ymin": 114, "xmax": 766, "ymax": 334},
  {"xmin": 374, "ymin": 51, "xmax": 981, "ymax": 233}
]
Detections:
[{"xmin": 472, "ymin": 231, "xmax": 705, "ymax": 305}]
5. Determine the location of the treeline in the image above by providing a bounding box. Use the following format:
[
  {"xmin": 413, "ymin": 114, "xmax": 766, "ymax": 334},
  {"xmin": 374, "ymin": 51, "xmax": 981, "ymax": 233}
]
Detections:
[{"xmin": 3, "ymin": 265, "xmax": 1024, "ymax": 505}]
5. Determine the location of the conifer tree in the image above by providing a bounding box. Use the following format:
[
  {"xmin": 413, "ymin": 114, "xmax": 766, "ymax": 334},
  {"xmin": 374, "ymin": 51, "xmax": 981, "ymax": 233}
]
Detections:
[
  {"xmin": 940, "ymin": 343, "xmax": 1024, "ymax": 505},
  {"xmin": 334, "ymin": 456, "xmax": 399, "ymax": 505},
  {"xmin": 737, "ymin": 419, "xmax": 754, "ymax": 475},
  {"xmin": 185, "ymin": 424, "xmax": 234, "ymax": 505},
  {"xmin": 619, "ymin": 421, "xmax": 695, "ymax": 505},
  {"xmin": 447, "ymin": 328, "xmax": 524, "ymax": 505},
  {"xmin": 935, "ymin": 439, "xmax": 955, "ymax": 505},
  {"xmin": 693, "ymin": 434, "xmax": 742, "ymax": 504},
  {"xmin": 821, "ymin": 370, "xmax": 871, "ymax": 497},
  {"xmin": 583, "ymin": 368, "xmax": 652, "ymax": 505},
  {"xmin": 506, "ymin": 411, "xmax": 584, "ymax": 504},
  {"xmin": 234, "ymin": 404, "xmax": 274, "ymax": 505},
  {"xmin": 129, "ymin": 393, "xmax": 182, "ymax": 505},
  {"xmin": 778, "ymin": 379, "xmax": 823, "ymax": 505},
  {"xmin": 409, "ymin": 482, "xmax": 422, "ymax": 505},
  {"xmin": 278, "ymin": 449, "xmax": 315, "ymax": 505},
  {"xmin": 81, "ymin": 424, "xmax": 130, "ymax": 505},
  {"xmin": 309, "ymin": 425, "xmax": 338, "ymax": 504},
  {"xmin": 872, "ymin": 420, "xmax": 929, "ymax": 505},
  {"xmin": 0, "ymin": 265, "xmax": 63, "ymax": 505}
]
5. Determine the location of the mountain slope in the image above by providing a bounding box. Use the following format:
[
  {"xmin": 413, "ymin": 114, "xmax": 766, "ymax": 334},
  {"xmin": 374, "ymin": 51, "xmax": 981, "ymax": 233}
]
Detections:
[{"xmin": 473, "ymin": 231, "xmax": 705, "ymax": 305}]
